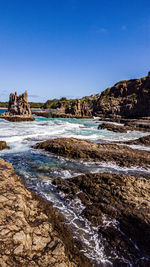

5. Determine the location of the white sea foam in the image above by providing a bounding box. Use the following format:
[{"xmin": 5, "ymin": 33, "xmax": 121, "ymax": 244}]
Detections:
[
  {"xmin": 0, "ymin": 117, "xmax": 149, "ymax": 265},
  {"xmin": 0, "ymin": 117, "xmax": 148, "ymax": 155}
]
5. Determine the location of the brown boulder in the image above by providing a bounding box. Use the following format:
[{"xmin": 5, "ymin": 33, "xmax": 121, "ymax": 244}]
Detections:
[{"xmin": 0, "ymin": 141, "xmax": 10, "ymax": 150}]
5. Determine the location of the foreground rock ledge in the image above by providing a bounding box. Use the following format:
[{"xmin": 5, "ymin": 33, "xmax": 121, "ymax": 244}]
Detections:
[
  {"xmin": 0, "ymin": 158, "xmax": 91, "ymax": 267},
  {"xmin": 34, "ymin": 137, "xmax": 150, "ymax": 168},
  {"xmin": 53, "ymin": 172, "xmax": 150, "ymax": 265}
]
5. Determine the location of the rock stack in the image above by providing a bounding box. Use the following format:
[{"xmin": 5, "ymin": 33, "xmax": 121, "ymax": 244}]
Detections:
[
  {"xmin": 0, "ymin": 91, "xmax": 35, "ymax": 121},
  {"xmin": 7, "ymin": 91, "xmax": 31, "ymax": 116}
]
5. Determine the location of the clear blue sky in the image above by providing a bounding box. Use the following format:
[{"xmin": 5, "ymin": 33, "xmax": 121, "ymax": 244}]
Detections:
[{"xmin": 0, "ymin": 0, "xmax": 150, "ymax": 102}]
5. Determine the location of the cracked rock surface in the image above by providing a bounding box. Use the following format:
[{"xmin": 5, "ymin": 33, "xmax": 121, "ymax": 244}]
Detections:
[{"xmin": 0, "ymin": 158, "xmax": 90, "ymax": 267}]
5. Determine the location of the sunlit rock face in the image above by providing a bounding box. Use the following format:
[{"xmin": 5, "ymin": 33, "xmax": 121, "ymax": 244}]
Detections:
[
  {"xmin": 93, "ymin": 72, "xmax": 150, "ymax": 119},
  {"xmin": 6, "ymin": 91, "xmax": 32, "ymax": 116},
  {"xmin": 0, "ymin": 91, "xmax": 35, "ymax": 121}
]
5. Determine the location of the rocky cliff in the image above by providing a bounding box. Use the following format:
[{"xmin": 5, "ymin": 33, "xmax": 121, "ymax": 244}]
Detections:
[
  {"xmin": 94, "ymin": 72, "xmax": 150, "ymax": 119},
  {"xmin": 65, "ymin": 99, "xmax": 92, "ymax": 117}
]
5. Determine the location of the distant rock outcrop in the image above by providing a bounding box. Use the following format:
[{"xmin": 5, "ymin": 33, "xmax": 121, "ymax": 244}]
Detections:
[
  {"xmin": 7, "ymin": 91, "xmax": 31, "ymax": 116},
  {"xmin": 94, "ymin": 72, "xmax": 150, "ymax": 119},
  {"xmin": 65, "ymin": 99, "xmax": 92, "ymax": 117},
  {"xmin": 0, "ymin": 91, "xmax": 35, "ymax": 121}
]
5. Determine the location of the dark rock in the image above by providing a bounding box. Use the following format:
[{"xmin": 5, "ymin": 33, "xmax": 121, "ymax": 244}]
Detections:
[
  {"xmin": 98, "ymin": 122, "xmax": 134, "ymax": 133},
  {"xmin": 0, "ymin": 141, "xmax": 10, "ymax": 150},
  {"xmin": 34, "ymin": 137, "xmax": 150, "ymax": 168},
  {"xmin": 125, "ymin": 135, "xmax": 150, "ymax": 146},
  {"xmin": 53, "ymin": 172, "xmax": 150, "ymax": 265}
]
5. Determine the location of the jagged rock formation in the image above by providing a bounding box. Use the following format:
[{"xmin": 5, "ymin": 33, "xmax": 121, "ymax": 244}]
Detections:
[
  {"xmin": 0, "ymin": 158, "xmax": 91, "ymax": 266},
  {"xmin": 65, "ymin": 99, "xmax": 92, "ymax": 117},
  {"xmin": 7, "ymin": 91, "xmax": 31, "ymax": 115},
  {"xmin": 0, "ymin": 91, "xmax": 35, "ymax": 121},
  {"xmin": 94, "ymin": 72, "xmax": 150, "ymax": 119}
]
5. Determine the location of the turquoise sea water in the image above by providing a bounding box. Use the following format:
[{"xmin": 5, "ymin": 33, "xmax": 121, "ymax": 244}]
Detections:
[
  {"xmin": 0, "ymin": 108, "xmax": 7, "ymax": 114},
  {"xmin": 0, "ymin": 115, "xmax": 149, "ymax": 265}
]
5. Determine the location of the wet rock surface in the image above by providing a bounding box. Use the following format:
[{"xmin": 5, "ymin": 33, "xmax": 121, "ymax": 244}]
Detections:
[
  {"xmin": 0, "ymin": 158, "xmax": 91, "ymax": 267},
  {"xmin": 125, "ymin": 135, "xmax": 150, "ymax": 146},
  {"xmin": 0, "ymin": 116, "xmax": 35, "ymax": 122},
  {"xmin": 0, "ymin": 141, "xmax": 10, "ymax": 150},
  {"xmin": 53, "ymin": 172, "xmax": 150, "ymax": 265},
  {"xmin": 98, "ymin": 122, "xmax": 134, "ymax": 133},
  {"xmin": 34, "ymin": 137, "xmax": 150, "ymax": 168}
]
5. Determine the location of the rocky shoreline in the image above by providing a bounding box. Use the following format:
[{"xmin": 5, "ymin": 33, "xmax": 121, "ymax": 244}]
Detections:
[
  {"xmin": 32, "ymin": 137, "xmax": 150, "ymax": 265},
  {"xmin": 53, "ymin": 172, "xmax": 150, "ymax": 265},
  {"xmin": 32, "ymin": 110, "xmax": 93, "ymax": 119},
  {"xmin": 34, "ymin": 137, "xmax": 150, "ymax": 168},
  {"xmin": 0, "ymin": 158, "xmax": 91, "ymax": 267},
  {"xmin": 98, "ymin": 122, "xmax": 150, "ymax": 133}
]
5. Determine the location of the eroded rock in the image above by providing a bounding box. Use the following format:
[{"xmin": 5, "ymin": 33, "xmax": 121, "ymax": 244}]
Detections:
[
  {"xmin": 34, "ymin": 137, "xmax": 150, "ymax": 168},
  {"xmin": 94, "ymin": 72, "xmax": 150, "ymax": 119},
  {"xmin": 53, "ymin": 172, "xmax": 150, "ymax": 265},
  {"xmin": 98, "ymin": 122, "xmax": 134, "ymax": 133},
  {"xmin": 0, "ymin": 158, "xmax": 91, "ymax": 267},
  {"xmin": 124, "ymin": 135, "xmax": 150, "ymax": 146},
  {"xmin": 0, "ymin": 91, "xmax": 35, "ymax": 122}
]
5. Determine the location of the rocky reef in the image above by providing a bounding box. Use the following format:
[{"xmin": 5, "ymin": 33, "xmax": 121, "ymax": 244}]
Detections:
[
  {"xmin": 98, "ymin": 122, "xmax": 134, "ymax": 133},
  {"xmin": 124, "ymin": 134, "xmax": 150, "ymax": 146},
  {"xmin": 0, "ymin": 91, "xmax": 35, "ymax": 121},
  {"xmin": 34, "ymin": 137, "xmax": 150, "ymax": 168},
  {"xmin": 33, "ymin": 137, "xmax": 150, "ymax": 265},
  {"xmin": 0, "ymin": 158, "xmax": 91, "ymax": 267},
  {"xmin": 53, "ymin": 172, "xmax": 150, "ymax": 265},
  {"xmin": 94, "ymin": 72, "xmax": 150, "ymax": 119}
]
